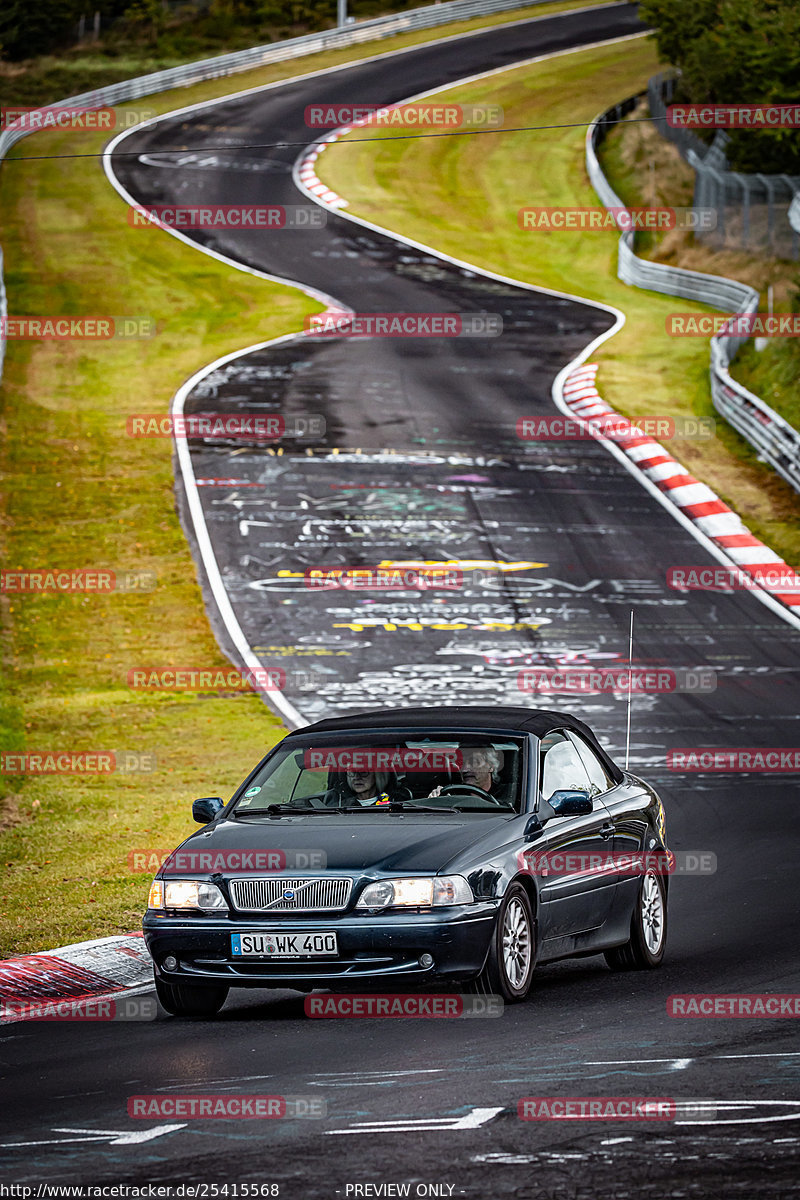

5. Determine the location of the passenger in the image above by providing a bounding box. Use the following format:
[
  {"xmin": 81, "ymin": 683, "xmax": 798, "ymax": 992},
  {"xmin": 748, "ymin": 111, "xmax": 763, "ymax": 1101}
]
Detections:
[{"xmin": 323, "ymin": 768, "xmax": 397, "ymax": 807}]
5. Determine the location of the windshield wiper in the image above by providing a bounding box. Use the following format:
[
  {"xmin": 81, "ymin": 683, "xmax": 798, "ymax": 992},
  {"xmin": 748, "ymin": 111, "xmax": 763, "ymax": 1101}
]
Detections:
[
  {"xmin": 234, "ymin": 802, "xmax": 468, "ymax": 816},
  {"xmin": 235, "ymin": 804, "xmax": 349, "ymax": 816},
  {"xmin": 381, "ymin": 802, "xmax": 463, "ymax": 814},
  {"xmin": 232, "ymin": 804, "xmax": 289, "ymax": 818}
]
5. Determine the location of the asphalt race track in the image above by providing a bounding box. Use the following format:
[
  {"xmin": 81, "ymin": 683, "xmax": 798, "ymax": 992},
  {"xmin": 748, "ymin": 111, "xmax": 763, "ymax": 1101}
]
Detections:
[{"xmin": 3, "ymin": 3, "xmax": 800, "ymax": 1194}]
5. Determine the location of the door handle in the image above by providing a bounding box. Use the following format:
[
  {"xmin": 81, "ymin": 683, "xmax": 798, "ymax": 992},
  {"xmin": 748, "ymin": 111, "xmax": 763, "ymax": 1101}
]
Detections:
[{"xmin": 599, "ymin": 822, "xmax": 615, "ymax": 839}]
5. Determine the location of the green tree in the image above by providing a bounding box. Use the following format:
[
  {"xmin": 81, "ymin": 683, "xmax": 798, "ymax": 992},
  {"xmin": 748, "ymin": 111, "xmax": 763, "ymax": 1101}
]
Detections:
[
  {"xmin": 640, "ymin": 0, "xmax": 800, "ymax": 171},
  {"xmin": 122, "ymin": 0, "xmax": 166, "ymax": 44},
  {"xmin": 0, "ymin": 0, "xmax": 130, "ymax": 60},
  {"xmin": 1, "ymin": 0, "xmax": 82, "ymax": 59}
]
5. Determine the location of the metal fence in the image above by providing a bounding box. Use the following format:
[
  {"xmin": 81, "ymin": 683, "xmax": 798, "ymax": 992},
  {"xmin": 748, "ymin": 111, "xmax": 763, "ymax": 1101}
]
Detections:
[
  {"xmin": 648, "ymin": 72, "xmax": 800, "ymax": 260},
  {"xmin": 587, "ymin": 100, "xmax": 800, "ymax": 495}
]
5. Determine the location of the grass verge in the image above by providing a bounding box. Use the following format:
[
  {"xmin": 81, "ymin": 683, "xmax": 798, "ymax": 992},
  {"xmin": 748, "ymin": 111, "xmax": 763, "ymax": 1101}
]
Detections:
[
  {"xmin": 316, "ymin": 35, "xmax": 800, "ymax": 567},
  {"xmin": 0, "ymin": 118, "xmax": 307, "ymax": 954}
]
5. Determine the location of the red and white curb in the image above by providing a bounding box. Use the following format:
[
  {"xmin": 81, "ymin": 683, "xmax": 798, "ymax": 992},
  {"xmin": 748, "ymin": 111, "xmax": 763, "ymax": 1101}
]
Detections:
[
  {"xmin": 0, "ymin": 933, "xmax": 152, "ymax": 1023},
  {"xmin": 297, "ymin": 135, "xmax": 350, "ymax": 209},
  {"xmin": 563, "ymin": 364, "xmax": 800, "ymax": 609},
  {"xmin": 297, "ymin": 100, "xmax": 423, "ymax": 212}
]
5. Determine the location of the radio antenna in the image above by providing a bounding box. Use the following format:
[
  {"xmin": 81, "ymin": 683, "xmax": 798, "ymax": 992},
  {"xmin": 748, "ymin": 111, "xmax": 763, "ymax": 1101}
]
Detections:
[{"xmin": 625, "ymin": 609, "xmax": 634, "ymax": 771}]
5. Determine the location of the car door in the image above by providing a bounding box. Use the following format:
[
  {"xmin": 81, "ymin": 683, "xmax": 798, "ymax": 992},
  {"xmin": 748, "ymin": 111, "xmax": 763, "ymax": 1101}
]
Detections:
[{"xmin": 531, "ymin": 730, "xmax": 618, "ymax": 948}]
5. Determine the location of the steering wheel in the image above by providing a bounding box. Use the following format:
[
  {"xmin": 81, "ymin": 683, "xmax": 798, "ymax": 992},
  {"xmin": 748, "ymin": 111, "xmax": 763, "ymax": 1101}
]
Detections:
[{"xmin": 438, "ymin": 783, "xmax": 504, "ymax": 806}]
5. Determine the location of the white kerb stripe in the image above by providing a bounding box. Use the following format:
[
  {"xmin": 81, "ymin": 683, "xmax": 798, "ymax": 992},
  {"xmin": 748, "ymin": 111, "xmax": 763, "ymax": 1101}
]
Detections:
[
  {"xmin": 665, "ymin": 482, "xmax": 718, "ymax": 507},
  {"xmin": 645, "ymin": 461, "xmax": 689, "ymax": 483},
  {"xmin": 694, "ymin": 512, "xmax": 745, "ymax": 537},
  {"xmin": 626, "ymin": 442, "xmax": 665, "ymax": 462},
  {"xmin": 726, "ymin": 545, "xmax": 783, "ymax": 565}
]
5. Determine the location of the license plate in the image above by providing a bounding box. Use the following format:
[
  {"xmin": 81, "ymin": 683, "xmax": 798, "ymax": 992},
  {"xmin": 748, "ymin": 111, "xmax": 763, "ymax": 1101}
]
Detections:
[{"xmin": 231, "ymin": 931, "xmax": 338, "ymax": 958}]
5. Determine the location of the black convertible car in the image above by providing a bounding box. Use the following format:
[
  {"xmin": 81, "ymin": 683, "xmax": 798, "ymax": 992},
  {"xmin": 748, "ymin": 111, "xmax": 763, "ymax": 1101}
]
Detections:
[{"xmin": 144, "ymin": 706, "xmax": 669, "ymax": 1016}]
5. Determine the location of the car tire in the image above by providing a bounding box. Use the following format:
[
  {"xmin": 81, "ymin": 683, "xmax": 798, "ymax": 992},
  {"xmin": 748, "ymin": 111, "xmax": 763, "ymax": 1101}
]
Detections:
[
  {"xmin": 467, "ymin": 883, "xmax": 535, "ymax": 1002},
  {"xmin": 154, "ymin": 974, "xmax": 230, "ymax": 1017},
  {"xmin": 604, "ymin": 864, "xmax": 667, "ymax": 971}
]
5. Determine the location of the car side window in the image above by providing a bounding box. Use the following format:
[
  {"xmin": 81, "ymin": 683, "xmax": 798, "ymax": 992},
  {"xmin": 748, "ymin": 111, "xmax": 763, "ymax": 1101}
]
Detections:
[
  {"xmin": 567, "ymin": 732, "xmax": 614, "ymax": 797},
  {"xmin": 539, "ymin": 732, "xmax": 593, "ymax": 802}
]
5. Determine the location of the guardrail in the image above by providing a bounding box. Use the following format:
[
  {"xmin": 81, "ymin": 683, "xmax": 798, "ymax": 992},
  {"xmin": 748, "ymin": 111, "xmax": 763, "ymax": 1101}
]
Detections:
[
  {"xmin": 0, "ymin": 0, "xmax": 556, "ymax": 384},
  {"xmin": 586, "ymin": 96, "xmax": 800, "ymax": 494}
]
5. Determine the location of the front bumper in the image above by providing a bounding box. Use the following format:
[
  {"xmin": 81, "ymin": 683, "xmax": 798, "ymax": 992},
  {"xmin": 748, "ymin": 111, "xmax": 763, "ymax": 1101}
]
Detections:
[{"xmin": 144, "ymin": 903, "xmax": 497, "ymax": 990}]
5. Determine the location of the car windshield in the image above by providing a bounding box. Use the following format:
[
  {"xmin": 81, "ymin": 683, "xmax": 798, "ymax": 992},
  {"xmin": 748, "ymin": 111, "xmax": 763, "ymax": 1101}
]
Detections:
[{"xmin": 233, "ymin": 734, "xmax": 525, "ymax": 814}]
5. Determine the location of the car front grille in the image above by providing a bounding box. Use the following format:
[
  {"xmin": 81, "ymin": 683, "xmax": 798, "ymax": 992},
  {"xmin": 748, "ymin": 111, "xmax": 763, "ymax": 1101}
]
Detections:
[{"xmin": 229, "ymin": 876, "xmax": 352, "ymax": 912}]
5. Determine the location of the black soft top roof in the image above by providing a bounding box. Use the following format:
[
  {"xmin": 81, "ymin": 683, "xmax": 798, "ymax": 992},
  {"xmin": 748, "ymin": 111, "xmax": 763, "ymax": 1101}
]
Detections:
[{"xmin": 295, "ymin": 705, "xmax": 623, "ymax": 784}]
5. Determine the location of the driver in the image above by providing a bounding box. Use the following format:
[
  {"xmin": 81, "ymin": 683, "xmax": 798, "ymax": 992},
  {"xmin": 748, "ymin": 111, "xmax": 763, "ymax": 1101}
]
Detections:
[{"xmin": 428, "ymin": 746, "xmax": 507, "ymax": 801}]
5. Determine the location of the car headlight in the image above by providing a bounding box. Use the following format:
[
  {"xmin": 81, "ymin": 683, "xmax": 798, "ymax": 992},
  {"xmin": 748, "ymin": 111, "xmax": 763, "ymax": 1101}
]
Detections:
[
  {"xmin": 356, "ymin": 875, "xmax": 474, "ymax": 910},
  {"xmin": 147, "ymin": 878, "xmax": 228, "ymax": 912}
]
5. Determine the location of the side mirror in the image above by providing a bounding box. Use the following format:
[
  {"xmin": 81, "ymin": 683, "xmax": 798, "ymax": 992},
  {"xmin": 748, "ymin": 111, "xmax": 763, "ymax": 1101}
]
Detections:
[
  {"xmin": 192, "ymin": 796, "xmax": 224, "ymax": 824},
  {"xmin": 523, "ymin": 813, "xmax": 544, "ymax": 840},
  {"xmin": 548, "ymin": 789, "xmax": 593, "ymax": 816}
]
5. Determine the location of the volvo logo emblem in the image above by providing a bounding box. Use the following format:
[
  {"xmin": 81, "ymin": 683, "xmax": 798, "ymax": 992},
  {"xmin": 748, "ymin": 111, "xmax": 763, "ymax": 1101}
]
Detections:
[{"xmin": 283, "ymin": 889, "xmax": 296, "ymax": 900}]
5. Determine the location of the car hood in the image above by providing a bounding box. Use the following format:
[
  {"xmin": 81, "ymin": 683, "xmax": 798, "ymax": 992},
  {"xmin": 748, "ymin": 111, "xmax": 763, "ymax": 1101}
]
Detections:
[{"xmin": 170, "ymin": 812, "xmax": 513, "ymax": 874}]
